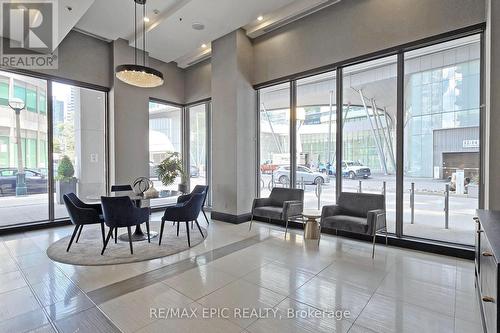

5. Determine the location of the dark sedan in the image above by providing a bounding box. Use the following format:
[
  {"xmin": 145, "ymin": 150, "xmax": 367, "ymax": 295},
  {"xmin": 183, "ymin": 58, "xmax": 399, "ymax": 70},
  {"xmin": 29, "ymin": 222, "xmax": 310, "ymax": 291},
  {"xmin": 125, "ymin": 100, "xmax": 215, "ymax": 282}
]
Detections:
[{"xmin": 0, "ymin": 168, "xmax": 47, "ymax": 195}]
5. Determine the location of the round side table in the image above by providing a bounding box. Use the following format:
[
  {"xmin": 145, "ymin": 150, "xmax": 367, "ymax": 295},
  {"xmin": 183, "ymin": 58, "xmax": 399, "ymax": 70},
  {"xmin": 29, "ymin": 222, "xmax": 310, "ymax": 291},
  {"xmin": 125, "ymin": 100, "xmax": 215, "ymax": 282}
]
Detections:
[{"xmin": 302, "ymin": 210, "xmax": 322, "ymax": 241}]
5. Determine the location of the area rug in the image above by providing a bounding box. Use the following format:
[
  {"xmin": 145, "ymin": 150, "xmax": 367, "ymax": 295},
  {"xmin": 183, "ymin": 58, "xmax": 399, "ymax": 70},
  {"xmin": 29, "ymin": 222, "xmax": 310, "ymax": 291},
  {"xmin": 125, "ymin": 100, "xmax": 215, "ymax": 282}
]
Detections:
[{"xmin": 47, "ymin": 224, "xmax": 207, "ymax": 266}]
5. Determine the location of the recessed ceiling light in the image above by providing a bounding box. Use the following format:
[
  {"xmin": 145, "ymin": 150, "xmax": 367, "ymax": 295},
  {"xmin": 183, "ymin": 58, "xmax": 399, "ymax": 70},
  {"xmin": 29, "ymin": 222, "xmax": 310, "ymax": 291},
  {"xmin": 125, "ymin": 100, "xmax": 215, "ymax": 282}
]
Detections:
[
  {"xmin": 144, "ymin": 17, "xmax": 150, "ymax": 22},
  {"xmin": 192, "ymin": 23, "xmax": 205, "ymax": 30},
  {"xmin": 201, "ymin": 44, "xmax": 207, "ymax": 48},
  {"xmin": 257, "ymin": 15, "xmax": 264, "ymax": 21}
]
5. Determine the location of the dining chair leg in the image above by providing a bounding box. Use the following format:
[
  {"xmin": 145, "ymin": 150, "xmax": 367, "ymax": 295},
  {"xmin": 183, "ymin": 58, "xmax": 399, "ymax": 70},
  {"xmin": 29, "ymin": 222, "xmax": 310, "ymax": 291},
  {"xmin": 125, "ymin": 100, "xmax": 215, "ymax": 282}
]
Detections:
[
  {"xmin": 159, "ymin": 218, "xmax": 165, "ymax": 246},
  {"xmin": 114, "ymin": 228, "xmax": 118, "ymax": 244},
  {"xmin": 202, "ymin": 209, "xmax": 209, "ymax": 225},
  {"xmin": 101, "ymin": 228, "xmax": 114, "ymax": 255},
  {"xmin": 100, "ymin": 223, "xmax": 105, "ymax": 245},
  {"xmin": 195, "ymin": 219, "xmax": 204, "ymax": 238},
  {"xmin": 185, "ymin": 221, "xmax": 191, "ymax": 247},
  {"xmin": 145, "ymin": 220, "xmax": 151, "ymax": 243},
  {"xmin": 127, "ymin": 226, "xmax": 133, "ymax": 255},
  {"xmin": 66, "ymin": 225, "xmax": 79, "ymax": 252},
  {"xmin": 75, "ymin": 225, "xmax": 83, "ymax": 243},
  {"xmin": 176, "ymin": 221, "xmax": 180, "ymax": 237}
]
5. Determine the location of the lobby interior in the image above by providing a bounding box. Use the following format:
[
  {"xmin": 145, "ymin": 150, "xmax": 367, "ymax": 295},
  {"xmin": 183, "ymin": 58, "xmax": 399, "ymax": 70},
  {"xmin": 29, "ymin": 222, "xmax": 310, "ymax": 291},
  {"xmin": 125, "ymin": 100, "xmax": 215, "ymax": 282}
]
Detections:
[{"xmin": 1, "ymin": 0, "xmax": 500, "ymax": 332}]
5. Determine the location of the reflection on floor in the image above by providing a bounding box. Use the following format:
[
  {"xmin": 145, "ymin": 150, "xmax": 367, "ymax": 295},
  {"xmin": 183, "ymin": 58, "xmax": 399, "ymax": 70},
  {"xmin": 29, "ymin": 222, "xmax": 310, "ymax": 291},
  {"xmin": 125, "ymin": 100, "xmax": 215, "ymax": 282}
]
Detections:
[{"xmin": 0, "ymin": 212, "xmax": 481, "ymax": 333}]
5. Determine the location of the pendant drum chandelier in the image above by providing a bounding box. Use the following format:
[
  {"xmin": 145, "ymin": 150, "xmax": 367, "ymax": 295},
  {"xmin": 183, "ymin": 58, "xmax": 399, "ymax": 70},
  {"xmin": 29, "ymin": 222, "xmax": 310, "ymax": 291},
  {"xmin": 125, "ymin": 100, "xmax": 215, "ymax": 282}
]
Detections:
[{"xmin": 115, "ymin": 0, "xmax": 164, "ymax": 88}]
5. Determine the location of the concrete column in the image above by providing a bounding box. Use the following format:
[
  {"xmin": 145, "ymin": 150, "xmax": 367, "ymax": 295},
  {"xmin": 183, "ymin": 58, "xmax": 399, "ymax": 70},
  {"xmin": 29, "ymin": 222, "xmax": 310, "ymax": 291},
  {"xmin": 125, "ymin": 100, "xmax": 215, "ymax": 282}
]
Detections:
[
  {"xmin": 211, "ymin": 30, "xmax": 256, "ymax": 222},
  {"xmin": 75, "ymin": 88, "xmax": 106, "ymax": 199},
  {"xmin": 485, "ymin": 0, "xmax": 500, "ymax": 209}
]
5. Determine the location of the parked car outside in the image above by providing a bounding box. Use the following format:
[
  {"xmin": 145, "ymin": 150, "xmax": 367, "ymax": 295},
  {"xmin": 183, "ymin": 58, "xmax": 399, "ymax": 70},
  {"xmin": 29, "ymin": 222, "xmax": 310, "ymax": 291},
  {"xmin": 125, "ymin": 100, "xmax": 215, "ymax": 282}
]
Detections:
[
  {"xmin": 260, "ymin": 162, "xmax": 279, "ymax": 174},
  {"xmin": 273, "ymin": 166, "xmax": 329, "ymax": 185},
  {"xmin": 0, "ymin": 168, "xmax": 47, "ymax": 195},
  {"xmin": 318, "ymin": 162, "xmax": 336, "ymax": 175},
  {"xmin": 342, "ymin": 161, "xmax": 371, "ymax": 179}
]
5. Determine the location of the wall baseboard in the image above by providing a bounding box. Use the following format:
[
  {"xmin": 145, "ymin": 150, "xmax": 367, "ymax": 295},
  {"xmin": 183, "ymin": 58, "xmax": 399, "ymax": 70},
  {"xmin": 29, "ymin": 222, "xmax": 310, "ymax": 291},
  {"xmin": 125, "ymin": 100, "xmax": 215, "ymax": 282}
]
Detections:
[{"xmin": 210, "ymin": 211, "xmax": 252, "ymax": 224}]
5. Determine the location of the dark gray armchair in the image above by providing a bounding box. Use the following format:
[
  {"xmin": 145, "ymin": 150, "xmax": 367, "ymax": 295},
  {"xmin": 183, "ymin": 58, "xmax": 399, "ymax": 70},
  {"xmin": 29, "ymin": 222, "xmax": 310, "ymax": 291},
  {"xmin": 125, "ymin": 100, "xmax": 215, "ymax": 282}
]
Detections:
[
  {"xmin": 321, "ymin": 192, "xmax": 387, "ymax": 258},
  {"xmin": 249, "ymin": 187, "xmax": 304, "ymax": 236}
]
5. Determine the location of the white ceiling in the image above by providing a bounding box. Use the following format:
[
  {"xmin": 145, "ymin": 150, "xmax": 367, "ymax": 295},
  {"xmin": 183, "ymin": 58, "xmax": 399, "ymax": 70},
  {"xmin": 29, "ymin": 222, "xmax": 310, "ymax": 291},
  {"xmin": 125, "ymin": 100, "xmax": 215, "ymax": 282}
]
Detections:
[{"xmin": 75, "ymin": 0, "xmax": 338, "ymax": 67}]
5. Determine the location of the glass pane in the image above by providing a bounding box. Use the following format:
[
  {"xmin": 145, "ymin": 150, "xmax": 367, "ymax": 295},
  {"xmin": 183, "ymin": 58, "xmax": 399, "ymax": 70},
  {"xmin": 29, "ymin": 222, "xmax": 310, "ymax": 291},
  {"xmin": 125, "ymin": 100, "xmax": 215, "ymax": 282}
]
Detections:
[
  {"xmin": 52, "ymin": 82, "xmax": 107, "ymax": 219},
  {"xmin": 342, "ymin": 56, "xmax": 398, "ymax": 233},
  {"xmin": 0, "ymin": 80, "xmax": 8, "ymax": 106},
  {"xmin": 149, "ymin": 101, "xmax": 182, "ymax": 207},
  {"xmin": 296, "ymin": 72, "xmax": 336, "ymax": 210},
  {"xmin": 259, "ymin": 83, "xmax": 290, "ymax": 198},
  {"xmin": 0, "ymin": 71, "xmax": 48, "ymax": 226},
  {"xmin": 404, "ymin": 35, "xmax": 480, "ymax": 245},
  {"xmin": 189, "ymin": 103, "xmax": 207, "ymax": 190}
]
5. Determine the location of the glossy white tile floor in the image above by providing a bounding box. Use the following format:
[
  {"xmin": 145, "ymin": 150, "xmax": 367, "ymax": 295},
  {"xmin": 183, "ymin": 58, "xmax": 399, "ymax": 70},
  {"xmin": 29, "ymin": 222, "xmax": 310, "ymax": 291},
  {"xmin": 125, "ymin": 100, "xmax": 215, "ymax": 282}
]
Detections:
[{"xmin": 0, "ymin": 212, "xmax": 482, "ymax": 333}]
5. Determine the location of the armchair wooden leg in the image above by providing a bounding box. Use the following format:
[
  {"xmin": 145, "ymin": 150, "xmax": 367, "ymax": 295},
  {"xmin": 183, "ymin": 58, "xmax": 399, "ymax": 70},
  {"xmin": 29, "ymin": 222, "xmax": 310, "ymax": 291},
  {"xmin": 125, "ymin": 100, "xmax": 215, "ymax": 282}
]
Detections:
[
  {"xmin": 75, "ymin": 225, "xmax": 83, "ymax": 243},
  {"xmin": 195, "ymin": 219, "xmax": 204, "ymax": 238},
  {"xmin": 191, "ymin": 221, "xmax": 194, "ymax": 230},
  {"xmin": 145, "ymin": 220, "xmax": 151, "ymax": 243},
  {"xmin": 101, "ymin": 228, "xmax": 114, "ymax": 255},
  {"xmin": 159, "ymin": 218, "xmax": 165, "ymax": 246},
  {"xmin": 176, "ymin": 221, "xmax": 180, "ymax": 237},
  {"xmin": 372, "ymin": 233, "xmax": 376, "ymax": 259},
  {"xmin": 66, "ymin": 225, "xmax": 79, "ymax": 252},
  {"xmin": 385, "ymin": 227, "xmax": 388, "ymax": 246},
  {"xmin": 100, "ymin": 223, "xmax": 105, "ymax": 245},
  {"xmin": 284, "ymin": 218, "xmax": 289, "ymax": 238},
  {"xmin": 114, "ymin": 228, "xmax": 118, "ymax": 244},
  {"xmin": 127, "ymin": 226, "xmax": 133, "ymax": 255},
  {"xmin": 248, "ymin": 214, "xmax": 254, "ymax": 231},
  {"xmin": 185, "ymin": 221, "xmax": 191, "ymax": 247}
]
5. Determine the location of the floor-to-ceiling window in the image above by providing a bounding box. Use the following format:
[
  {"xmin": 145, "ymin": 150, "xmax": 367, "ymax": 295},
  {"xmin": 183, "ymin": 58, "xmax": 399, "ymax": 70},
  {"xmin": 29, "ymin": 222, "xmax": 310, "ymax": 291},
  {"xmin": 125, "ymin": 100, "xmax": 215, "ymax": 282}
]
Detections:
[
  {"xmin": 0, "ymin": 72, "xmax": 48, "ymax": 226},
  {"xmin": 259, "ymin": 83, "xmax": 290, "ymax": 197},
  {"xmin": 148, "ymin": 100, "xmax": 182, "ymax": 207},
  {"xmin": 403, "ymin": 35, "xmax": 480, "ymax": 245},
  {"xmin": 342, "ymin": 56, "xmax": 398, "ymax": 233},
  {"xmin": 256, "ymin": 31, "xmax": 482, "ymax": 247},
  {"xmin": 0, "ymin": 70, "xmax": 108, "ymax": 228},
  {"xmin": 52, "ymin": 82, "xmax": 107, "ymax": 219},
  {"xmin": 296, "ymin": 72, "xmax": 336, "ymax": 209},
  {"xmin": 188, "ymin": 102, "xmax": 209, "ymax": 190}
]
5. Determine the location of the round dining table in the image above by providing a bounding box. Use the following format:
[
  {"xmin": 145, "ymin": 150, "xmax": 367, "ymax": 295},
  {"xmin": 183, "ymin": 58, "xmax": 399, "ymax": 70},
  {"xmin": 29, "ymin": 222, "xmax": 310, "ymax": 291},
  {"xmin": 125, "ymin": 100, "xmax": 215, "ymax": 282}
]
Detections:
[{"xmin": 86, "ymin": 191, "xmax": 181, "ymax": 242}]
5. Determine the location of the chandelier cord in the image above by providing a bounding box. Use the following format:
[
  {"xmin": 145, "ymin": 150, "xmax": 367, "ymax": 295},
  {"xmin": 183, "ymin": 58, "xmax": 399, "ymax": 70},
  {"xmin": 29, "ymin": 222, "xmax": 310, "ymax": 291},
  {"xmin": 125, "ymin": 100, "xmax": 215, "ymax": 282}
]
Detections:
[
  {"xmin": 143, "ymin": 1, "xmax": 146, "ymax": 66},
  {"xmin": 134, "ymin": 0, "xmax": 137, "ymax": 65}
]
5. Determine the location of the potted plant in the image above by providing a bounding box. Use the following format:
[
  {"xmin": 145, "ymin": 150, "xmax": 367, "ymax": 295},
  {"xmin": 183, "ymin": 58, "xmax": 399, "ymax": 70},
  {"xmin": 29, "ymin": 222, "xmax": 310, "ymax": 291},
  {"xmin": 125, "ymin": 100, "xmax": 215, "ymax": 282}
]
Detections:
[
  {"xmin": 56, "ymin": 155, "xmax": 77, "ymax": 204},
  {"xmin": 156, "ymin": 152, "xmax": 187, "ymax": 195}
]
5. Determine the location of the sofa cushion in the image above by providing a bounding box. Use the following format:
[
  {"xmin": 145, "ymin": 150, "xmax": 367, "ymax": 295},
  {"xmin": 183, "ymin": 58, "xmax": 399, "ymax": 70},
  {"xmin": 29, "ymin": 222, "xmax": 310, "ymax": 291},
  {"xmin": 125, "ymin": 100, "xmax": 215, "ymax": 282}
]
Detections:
[
  {"xmin": 321, "ymin": 215, "xmax": 369, "ymax": 234},
  {"xmin": 269, "ymin": 187, "xmax": 304, "ymax": 207},
  {"xmin": 337, "ymin": 192, "xmax": 385, "ymax": 218},
  {"xmin": 253, "ymin": 206, "xmax": 283, "ymax": 220}
]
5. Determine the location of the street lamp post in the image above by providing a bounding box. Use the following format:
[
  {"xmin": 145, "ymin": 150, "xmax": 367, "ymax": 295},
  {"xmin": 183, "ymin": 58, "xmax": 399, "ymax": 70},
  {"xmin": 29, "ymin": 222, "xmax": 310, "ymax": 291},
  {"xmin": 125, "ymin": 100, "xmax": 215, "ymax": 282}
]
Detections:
[{"xmin": 8, "ymin": 98, "xmax": 27, "ymax": 196}]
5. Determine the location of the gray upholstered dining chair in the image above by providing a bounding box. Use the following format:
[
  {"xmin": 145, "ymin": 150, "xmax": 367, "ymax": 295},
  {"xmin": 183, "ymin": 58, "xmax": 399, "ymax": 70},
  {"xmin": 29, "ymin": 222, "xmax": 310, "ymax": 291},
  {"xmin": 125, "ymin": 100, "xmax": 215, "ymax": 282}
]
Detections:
[
  {"xmin": 100, "ymin": 196, "xmax": 150, "ymax": 255},
  {"xmin": 321, "ymin": 192, "xmax": 387, "ymax": 258},
  {"xmin": 63, "ymin": 193, "xmax": 105, "ymax": 252},
  {"xmin": 249, "ymin": 187, "xmax": 304, "ymax": 236}
]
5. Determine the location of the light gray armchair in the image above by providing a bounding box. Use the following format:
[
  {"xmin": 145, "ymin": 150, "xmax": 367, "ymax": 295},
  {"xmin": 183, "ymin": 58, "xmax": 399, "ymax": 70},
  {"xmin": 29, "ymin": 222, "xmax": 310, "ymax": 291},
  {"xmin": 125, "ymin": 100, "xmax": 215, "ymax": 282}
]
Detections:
[
  {"xmin": 249, "ymin": 187, "xmax": 304, "ymax": 236},
  {"xmin": 321, "ymin": 192, "xmax": 387, "ymax": 258}
]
